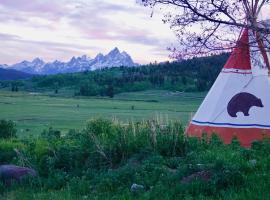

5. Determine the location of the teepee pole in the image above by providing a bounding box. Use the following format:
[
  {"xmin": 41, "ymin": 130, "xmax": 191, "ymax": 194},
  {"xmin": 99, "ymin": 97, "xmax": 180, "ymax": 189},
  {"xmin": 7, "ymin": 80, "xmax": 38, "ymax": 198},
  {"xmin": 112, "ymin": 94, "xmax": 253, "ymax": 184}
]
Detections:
[
  {"xmin": 256, "ymin": 33, "xmax": 270, "ymax": 73},
  {"xmin": 253, "ymin": 0, "xmax": 259, "ymax": 15},
  {"xmin": 243, "ymin": 0, "xmax": 270, "ymax": 74},
  {"xmin": 243, "ymin": 0, "xmax": 252, "ymax": 22},
  {"xmin": 256, "ymin": 0, "xmax": 267, "ymax": 17},
  {"xmin": 253, "ymin": 0, "xmax": 270, "ymax": 74}
]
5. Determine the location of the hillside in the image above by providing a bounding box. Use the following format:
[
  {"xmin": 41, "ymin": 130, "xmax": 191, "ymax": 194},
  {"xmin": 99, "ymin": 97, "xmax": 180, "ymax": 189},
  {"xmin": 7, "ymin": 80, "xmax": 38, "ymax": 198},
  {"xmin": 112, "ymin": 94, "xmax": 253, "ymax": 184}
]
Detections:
[
  {"xmin": 0, "ymin": 67, "xmax": 33, "ymax": 80},
  {"xmin": 0, "ymin": 53, "xmax": 229, "ymax": 95}
]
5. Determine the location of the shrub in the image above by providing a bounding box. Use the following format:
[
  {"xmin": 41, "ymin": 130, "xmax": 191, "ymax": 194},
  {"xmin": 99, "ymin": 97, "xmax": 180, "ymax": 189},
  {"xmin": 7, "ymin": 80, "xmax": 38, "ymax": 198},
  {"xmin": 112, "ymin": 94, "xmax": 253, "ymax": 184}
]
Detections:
[
  {"xmin": 3, "ymin": 118, "xmax": 270, "ymax": 199},
  {"xmin": 41, "ymin": 127, "xmax": 61, "ymax": 140},
  {"xmin": 0, "ymin": 120, "xmax": 16, "ymax": 139},
  {"xmin": 0, "ymin": 140, "xmax": 25, "ymax": 164}
]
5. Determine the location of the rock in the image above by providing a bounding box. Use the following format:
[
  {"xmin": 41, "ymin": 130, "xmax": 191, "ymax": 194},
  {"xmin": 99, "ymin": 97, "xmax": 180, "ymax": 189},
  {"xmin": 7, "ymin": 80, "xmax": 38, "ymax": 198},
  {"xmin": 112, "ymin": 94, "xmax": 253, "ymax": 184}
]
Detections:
[
  {"xmin": 181, "ymin": 171, "xmax": 212, "ymax": 184},
  {"xmin": 130, "ymin": 183, "xmax": 144, "ymax": 192},
  {"xmin": 0, "ymin": 165, "xmax": 37, "ymax": 185},
  {"xmin": 249, "ymin": 159, "xmax": 257, "ymax": 167},
  {"xmin": 166, "ymin": 167, "xmax": 177, "ymax": 174}
]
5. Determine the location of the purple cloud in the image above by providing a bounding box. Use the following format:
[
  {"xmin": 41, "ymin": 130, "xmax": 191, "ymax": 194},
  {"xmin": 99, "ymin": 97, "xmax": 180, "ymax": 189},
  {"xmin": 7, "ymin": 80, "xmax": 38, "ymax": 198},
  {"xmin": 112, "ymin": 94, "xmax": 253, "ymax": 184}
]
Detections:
[
  {"xmin": 65, "ymin": 2, "xmax": 164, "ymax": 46},
  {"xmin": 0, "ymin": 32, "xmax": 101, "ymax": 64},
  {"xmin": 0, "ymin": 0, "xmax": 175, "ymax": 64},
  {"xmin": 0, "ymin": 0, "xmax": 66, "ymax": 22}
]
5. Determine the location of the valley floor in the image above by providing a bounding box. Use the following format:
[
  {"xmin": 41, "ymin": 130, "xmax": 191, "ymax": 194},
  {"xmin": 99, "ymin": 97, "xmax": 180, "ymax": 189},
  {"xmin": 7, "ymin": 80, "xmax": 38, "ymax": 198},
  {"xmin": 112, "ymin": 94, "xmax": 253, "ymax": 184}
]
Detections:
[
  {"xmin": 1, "ymin": 90, "xmax": 270, "ymax": 200},
  {"xmin": 0, "ymin": 90, "xmax": 204, "ymax": 137}
]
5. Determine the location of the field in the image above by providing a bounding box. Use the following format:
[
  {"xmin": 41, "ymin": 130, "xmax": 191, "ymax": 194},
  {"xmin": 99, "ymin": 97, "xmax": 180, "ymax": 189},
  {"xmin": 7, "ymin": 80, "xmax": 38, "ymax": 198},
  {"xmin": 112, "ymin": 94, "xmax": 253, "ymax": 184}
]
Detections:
[
  {"xmin": 0, "ymin": 90, "xmax": 205, "ymax": 136},
  {"xmin": 1, "ymin": 90, "xmax": 270, "ymax": 200}
]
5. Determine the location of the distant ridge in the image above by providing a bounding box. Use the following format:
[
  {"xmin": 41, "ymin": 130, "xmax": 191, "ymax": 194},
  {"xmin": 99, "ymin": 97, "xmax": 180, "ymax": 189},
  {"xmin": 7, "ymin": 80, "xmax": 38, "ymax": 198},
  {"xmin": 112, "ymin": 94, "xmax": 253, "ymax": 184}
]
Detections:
[
  {"xmin": 0, "ymin": 67, "xmax": 33, "ymax": 80},
  {"xmin": 3, "ymin": 48, "xmax": 138, "ymax": 75}
]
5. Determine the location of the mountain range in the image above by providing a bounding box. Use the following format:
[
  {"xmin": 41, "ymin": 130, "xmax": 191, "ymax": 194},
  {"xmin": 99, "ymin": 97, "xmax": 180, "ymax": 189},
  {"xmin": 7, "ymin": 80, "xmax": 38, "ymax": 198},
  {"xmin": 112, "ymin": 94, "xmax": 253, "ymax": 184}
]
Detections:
[{"xmin": 1, "ymin": 48, "xmax": 138, "ymax": 75}]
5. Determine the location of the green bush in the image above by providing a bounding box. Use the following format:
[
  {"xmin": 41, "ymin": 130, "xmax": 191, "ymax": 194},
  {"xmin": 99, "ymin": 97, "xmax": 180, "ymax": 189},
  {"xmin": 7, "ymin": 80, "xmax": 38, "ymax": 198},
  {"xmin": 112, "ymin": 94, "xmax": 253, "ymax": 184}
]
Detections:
[
  {"xmin": 2, "ymin": 118, "xmax": 270, "ymax": 199},
  {"xmin": 0, "ymin": 140, "xmax": 25, "ymax": 164},
  {"xmin": 0, "ymin": 120, "xmax": 16, "ymax": 139}
]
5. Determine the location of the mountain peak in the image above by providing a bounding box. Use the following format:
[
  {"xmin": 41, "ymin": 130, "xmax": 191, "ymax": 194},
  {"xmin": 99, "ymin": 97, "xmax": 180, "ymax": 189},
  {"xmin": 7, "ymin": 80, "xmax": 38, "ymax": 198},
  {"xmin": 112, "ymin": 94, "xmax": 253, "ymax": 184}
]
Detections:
[
  {"xmin": 112, "ymin": 47, "xmax": 120, "ymax": 52},
  {"xmin": 0, "ymin": 64, "xmax": 8, "ymax": 69},
  {"xmin": 70, "ymin": 56, "xmax": 77, "ymax": 62},
  {"xmin": 32, "ymin": 57, "xmax": 43, "ymax": 63},
  {"xmin": 81, "ymin": 55, "xmax": 90, "ymax": 60},
  {"xmin": 53, "ymin": 60, "xmax": 62, "ymax": 64},
  {"xmin": 95, "ymin": 53, "xmax": 104, "ymax": 59},
  {"xmin": 21, "ymin": 60, "xmax": 29, "ymax": 64},
  {"xmin": 108, "ymin": 47, "xmax": 120, "ymax": 56}
]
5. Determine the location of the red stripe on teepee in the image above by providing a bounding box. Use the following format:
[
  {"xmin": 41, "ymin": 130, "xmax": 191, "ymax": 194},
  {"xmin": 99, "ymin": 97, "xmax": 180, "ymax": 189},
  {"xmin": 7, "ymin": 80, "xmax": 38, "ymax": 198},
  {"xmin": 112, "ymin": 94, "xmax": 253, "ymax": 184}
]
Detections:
[
  {"xmin": 224, "ymin": 29, "xmax": 251, "ymax": 70},
  {"xmin": 187, "ymin": 124, "xmax": 270, "ymax": 147}
]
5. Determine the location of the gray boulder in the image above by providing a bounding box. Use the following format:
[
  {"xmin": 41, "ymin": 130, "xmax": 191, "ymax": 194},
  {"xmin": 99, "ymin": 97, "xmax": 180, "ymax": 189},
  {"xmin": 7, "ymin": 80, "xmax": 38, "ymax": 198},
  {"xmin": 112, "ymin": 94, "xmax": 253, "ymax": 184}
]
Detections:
[
  {"xmin": 0, "ymin": 165, "xmax": 37, "ymax": 185},
  {"xmin": 249, "ymin": 159, "xmax": 257, "ymax": 167},
  {"xmin": 130, "ymin": 183, "xmax": 144, "ymax": 193},
  {"xmin": 181, "ymin": 171, "xmax": 212, "ymax": 184}
]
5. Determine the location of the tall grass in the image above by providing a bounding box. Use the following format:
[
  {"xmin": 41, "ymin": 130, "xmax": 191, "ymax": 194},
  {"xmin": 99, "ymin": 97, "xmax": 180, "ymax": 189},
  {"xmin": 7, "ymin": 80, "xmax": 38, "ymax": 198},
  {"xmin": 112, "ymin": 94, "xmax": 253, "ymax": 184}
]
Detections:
[{"xmin": 1, "ymin": 118, "xmax": 270, "ymax": 199}]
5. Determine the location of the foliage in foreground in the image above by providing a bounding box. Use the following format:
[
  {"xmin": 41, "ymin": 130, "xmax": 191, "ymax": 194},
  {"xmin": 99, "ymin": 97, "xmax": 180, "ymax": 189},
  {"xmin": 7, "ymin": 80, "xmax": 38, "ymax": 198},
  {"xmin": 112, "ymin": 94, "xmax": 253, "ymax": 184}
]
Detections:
[
  {"xmin": 0, "ymin": 120, "xmax": 16, "ymax": 139},
  {"xmin": 0, "ymin": 118, "xmax": 270, "ymax": 199}
]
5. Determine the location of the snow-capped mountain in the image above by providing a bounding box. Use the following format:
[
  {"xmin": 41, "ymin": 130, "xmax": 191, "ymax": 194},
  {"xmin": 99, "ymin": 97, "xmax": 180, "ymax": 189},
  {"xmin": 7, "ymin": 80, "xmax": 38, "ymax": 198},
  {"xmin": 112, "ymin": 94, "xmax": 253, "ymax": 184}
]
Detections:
[
  {"xmin": 4, "ymin": 48, "xmax": 138, "ymax": 75},
  {"xmin": 10, "ymin": 58, "xmax": 45, "ymax": 74}
]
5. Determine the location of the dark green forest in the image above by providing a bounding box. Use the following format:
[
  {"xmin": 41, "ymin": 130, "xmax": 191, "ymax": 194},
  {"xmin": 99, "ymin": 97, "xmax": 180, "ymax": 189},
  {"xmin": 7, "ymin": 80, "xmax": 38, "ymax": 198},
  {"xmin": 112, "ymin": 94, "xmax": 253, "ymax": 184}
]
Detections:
[{"xmin": 0, "ymin": 54, "xmax": 228, "ymax": 97}]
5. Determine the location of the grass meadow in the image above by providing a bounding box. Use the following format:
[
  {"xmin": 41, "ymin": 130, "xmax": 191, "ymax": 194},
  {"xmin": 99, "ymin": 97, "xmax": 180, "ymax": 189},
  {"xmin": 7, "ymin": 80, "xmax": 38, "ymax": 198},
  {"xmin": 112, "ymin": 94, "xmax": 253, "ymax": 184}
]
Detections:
[
  {"xmin": 1, "ymin": 90, "xmax": 270, "ymax": 200},
  {"xmin": 0, "ymin": 90, "xmax": 204, "ymax": 137}
]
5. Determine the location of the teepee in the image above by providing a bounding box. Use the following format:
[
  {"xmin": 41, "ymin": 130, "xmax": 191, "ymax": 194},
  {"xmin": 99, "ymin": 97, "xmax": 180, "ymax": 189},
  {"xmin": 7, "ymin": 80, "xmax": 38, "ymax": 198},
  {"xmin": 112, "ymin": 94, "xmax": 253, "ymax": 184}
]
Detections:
[{"xmin": 186, "ymin": 13, "xmax": 270, "ymax": 146}]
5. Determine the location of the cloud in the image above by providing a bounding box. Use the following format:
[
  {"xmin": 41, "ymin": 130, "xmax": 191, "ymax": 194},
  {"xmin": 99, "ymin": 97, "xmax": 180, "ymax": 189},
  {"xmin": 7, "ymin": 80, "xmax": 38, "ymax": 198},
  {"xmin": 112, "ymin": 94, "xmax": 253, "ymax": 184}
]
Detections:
[
  {"xmin": 0, "ymin": 32, "xmax": 101, "ymax": 64},
  {"xmin": 0, "ymin": 32, "xmax": 96, "ymax": 50},
  {"xmin": 65, "ymin": 1, "xmax": 167, "ymax": 46},
  {"xmin": 0, "ymin": 0, "xmax": 65, "ymax": 19},
  {"xmin": 0, "ymin": 0, "xmax": 176, "ymax": 64},
  {"xmin": 0, "ymin": 33, "xmax": 21, "ymax": 40}
]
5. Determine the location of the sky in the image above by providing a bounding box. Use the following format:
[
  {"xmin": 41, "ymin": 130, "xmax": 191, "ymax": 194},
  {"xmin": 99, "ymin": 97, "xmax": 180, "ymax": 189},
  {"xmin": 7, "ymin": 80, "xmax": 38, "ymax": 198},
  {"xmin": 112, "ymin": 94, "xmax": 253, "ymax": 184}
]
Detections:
[{"xmin": 0, "ymin": 0, "xmax": 176, "ymax": 65}]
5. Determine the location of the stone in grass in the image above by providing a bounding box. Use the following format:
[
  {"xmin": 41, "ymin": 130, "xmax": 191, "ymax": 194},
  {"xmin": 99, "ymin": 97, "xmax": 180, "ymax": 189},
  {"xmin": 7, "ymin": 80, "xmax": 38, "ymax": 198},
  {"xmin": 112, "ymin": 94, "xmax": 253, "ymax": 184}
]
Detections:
[
  {"xmin": 181, "ymin": 171, "xmax": 212, "ymax": 184},
  {"xmin": 0, "ymin": 165, "xmax": 37, "ymax": 186},
  {"xmin": 249, "ymin": 159, "xmax": 257, "ymax": 167},
  {"xmin": 130, "ymin": 183, "xmax": 144, "ymax": 193}
]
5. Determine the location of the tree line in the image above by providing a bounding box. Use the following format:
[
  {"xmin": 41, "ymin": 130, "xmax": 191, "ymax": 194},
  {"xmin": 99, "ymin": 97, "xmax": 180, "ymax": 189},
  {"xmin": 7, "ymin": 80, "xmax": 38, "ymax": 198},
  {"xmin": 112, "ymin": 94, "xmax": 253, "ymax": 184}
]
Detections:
[{"xmin": 0, "ymin": 53, "xmax": 228, "ymax": 97}]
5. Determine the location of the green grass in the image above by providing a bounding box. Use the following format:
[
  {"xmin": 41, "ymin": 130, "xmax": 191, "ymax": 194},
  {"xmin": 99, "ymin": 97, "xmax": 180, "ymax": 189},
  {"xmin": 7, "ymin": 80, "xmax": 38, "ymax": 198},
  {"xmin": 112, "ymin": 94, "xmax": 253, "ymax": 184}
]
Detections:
[
  {"xmin": 1, "ymin": 87, "xmax": 269, "ymax": 199},
  {"xmin": 1, "ymin": 119, "xmax": 270, "ymax": 200},
  {"xmin": 0, "ymin": 90, "xmax": 205, "ymax": 136}
]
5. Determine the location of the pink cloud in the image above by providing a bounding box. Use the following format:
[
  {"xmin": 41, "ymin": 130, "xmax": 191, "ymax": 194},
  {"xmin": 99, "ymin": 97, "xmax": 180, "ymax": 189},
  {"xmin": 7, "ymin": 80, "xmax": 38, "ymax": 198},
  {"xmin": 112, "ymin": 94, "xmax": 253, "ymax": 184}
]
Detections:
[
  {"xmin": 0, "ymin": 0, "xmax": 66, "ymax": 21},
  {"xmin": 0, "ymin": 0, "xmax": 174, "ymax": 64}
]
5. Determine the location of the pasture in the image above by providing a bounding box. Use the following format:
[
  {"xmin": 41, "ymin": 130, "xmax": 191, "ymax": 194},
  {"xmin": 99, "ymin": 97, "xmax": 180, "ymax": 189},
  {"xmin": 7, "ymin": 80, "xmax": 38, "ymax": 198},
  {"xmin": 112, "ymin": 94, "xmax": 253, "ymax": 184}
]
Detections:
[
  {"xmin": 2, "ymin": 90, "xmax": 270, "ymax": 200},
  {"xmin": 0, "ymin": 90, "xmax": 204, "ymax": 136}
]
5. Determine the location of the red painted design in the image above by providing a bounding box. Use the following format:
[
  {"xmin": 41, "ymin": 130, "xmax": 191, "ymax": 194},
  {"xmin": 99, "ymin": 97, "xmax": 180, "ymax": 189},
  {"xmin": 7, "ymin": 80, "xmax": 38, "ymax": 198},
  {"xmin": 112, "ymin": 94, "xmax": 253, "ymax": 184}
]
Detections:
[
  {"xmin": 224, "ymin": 29, "xmax": 251, "ymax": 70},
  {"xmin": 186, "ymin": 124, "xmax": 270, "ymax": 147}
]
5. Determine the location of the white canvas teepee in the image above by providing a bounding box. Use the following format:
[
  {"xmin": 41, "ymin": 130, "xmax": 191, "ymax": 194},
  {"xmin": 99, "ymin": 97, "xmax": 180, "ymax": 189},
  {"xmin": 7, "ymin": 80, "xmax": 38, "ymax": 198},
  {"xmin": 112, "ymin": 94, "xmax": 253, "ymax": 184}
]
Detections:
[{"xmin": 186, "ymin": 28, "xmax": 270, "ymax": 147}]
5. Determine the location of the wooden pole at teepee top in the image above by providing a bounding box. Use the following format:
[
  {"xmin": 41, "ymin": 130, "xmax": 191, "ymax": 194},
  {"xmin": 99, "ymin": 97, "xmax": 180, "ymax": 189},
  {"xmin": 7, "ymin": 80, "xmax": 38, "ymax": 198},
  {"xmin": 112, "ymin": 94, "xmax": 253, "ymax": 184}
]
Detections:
[
  {"xmin": 243, "ymin": 0, "xmax": 270, "ymax": 74},
  {"xmin": 256, "ymin": 32, "xmax": 270, "ymax": 73}
]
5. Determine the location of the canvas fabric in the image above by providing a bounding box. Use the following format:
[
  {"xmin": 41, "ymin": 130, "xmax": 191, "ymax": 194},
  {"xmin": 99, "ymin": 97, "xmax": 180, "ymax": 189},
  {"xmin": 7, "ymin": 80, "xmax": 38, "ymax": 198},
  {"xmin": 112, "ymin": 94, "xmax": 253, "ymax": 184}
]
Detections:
[{"xmin": 187, "ymin": 29, "xmax": 270, "ymax": 147}]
